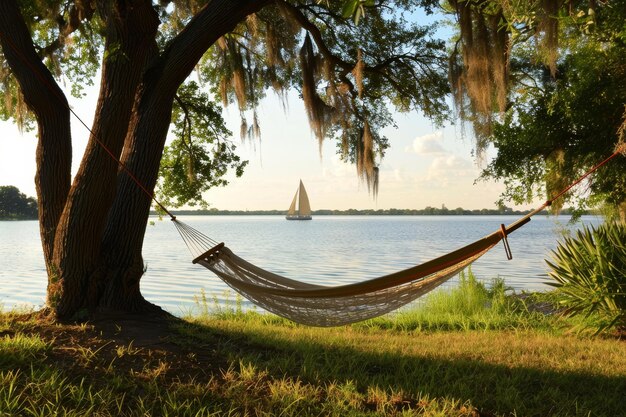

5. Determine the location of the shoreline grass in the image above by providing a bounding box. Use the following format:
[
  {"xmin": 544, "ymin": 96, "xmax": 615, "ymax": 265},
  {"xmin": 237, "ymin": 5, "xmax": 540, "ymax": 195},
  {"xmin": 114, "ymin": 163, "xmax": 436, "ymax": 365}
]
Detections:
[{"xmin": 1, "ymin": 276, "xmax": 625, "ymax": 416}]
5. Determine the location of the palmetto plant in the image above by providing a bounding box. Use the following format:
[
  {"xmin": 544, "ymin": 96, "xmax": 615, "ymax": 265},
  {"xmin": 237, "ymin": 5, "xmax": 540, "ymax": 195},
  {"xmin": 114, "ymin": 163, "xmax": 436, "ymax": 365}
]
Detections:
[{"xmin": 547, "ymin": 222, "xmax": 626, "ymax": 333}]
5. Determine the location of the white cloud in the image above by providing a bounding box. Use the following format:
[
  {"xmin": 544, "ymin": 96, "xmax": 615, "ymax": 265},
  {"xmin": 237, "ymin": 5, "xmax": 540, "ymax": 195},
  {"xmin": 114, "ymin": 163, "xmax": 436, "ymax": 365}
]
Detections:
[
  {"xmin": 321, "ymin": 154, "xmax": 357, "ymax": 179},
  {"xmin": 407, "ymin": 131, "xmax": 445, "ymax": 154},
  {"xmin": 430, "ymin": 154, "xmax": 473, "ymax": 171},
  {"xmin": 423, "ymin": 155, "xmax": 477, "ymax": 187}
]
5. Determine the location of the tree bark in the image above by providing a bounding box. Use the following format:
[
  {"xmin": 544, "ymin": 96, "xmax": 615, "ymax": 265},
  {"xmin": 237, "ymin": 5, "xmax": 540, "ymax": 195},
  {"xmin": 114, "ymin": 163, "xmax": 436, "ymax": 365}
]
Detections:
[
  {"xmin": 50, "ymin": 0, "xmax": 160, "ymax": 318},
  {"xmin": 0, "ymin": 0, "xmax": 72, "ymax": 282}
]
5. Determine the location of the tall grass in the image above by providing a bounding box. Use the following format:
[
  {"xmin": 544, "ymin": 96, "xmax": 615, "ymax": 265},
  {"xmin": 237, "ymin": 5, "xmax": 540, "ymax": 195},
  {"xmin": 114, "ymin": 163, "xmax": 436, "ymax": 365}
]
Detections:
[
  {"xmin": 357, "ymin": 270, "xmax": 557, "ymax": 332},
  {"xmin": 189, "ymin": 270, "xmax": 560, "ymax": 333},
  {"xmin": 0, "ymin": 333, "xmax": 50, "ymax": 366}
]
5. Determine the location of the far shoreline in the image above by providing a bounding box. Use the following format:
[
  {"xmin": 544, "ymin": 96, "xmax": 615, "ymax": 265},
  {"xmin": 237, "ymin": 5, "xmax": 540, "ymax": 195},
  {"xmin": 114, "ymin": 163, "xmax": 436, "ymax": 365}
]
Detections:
[
  {"xmin": 2, "ymin": 207, "xmax": 593, "ymax": 221},
  {"xmin": 150, "ymin": 207, "xmax": 590, "ymax": 217}
]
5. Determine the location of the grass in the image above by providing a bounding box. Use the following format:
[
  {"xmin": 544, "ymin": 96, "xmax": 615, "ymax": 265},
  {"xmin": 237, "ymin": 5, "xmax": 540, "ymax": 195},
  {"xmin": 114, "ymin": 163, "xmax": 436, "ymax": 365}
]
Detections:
[
  {"xmin": 359, "ymin": 272, "xmax": 559, "ymax": 332},
  {"xmin": 0, "ymin": 276, "xmax": 625, "ymax": 416}
]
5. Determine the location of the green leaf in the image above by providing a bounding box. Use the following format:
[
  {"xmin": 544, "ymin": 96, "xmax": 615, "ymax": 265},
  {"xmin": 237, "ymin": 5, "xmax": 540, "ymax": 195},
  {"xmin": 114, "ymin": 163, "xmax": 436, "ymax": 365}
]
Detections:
[
  {"xmin": 546, "ymin": 222, "xmax": 626, "ymax": 334},
  {"xmin": 341, "ymin": 0, "xmax": 359, "ymax": 18}
]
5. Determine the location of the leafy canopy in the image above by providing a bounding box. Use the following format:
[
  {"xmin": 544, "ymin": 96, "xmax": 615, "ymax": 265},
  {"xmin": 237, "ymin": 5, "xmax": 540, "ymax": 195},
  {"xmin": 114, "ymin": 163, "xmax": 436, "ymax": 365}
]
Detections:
[
  {"xmin": 446, "ymin": 0, "xmax": 626, "ymax": 216},
  {"xmin": 1, "ymin": 0, "xmax": 450, "ymax": 207}
]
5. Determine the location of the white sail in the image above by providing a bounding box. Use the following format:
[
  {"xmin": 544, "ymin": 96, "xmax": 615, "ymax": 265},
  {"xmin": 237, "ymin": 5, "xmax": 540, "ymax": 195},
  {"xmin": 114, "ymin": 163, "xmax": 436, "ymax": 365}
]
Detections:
[
  {"xmin": 297, "ymin": 180, "xmax": 311, "ymax": 216},
  {"xmin": 286, "ymin": 180, "xmax": 312, "ymax": 220},
  {"xmin": 287, "ymin": 191, "xmax": 298, "ymax": 215}
]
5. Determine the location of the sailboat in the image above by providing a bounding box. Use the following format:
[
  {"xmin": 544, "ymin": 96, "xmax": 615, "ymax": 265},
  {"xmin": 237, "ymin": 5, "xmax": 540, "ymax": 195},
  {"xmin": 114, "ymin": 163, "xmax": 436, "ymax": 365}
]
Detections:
[{"xmin": 286, "ymin": 180, "xmax": 312, "ymax": 220}]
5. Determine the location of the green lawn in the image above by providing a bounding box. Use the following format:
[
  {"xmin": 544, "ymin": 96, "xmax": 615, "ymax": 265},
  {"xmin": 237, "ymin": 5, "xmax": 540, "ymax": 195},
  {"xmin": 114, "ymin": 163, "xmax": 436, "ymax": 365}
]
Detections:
[{"xmin": 1, "ymin": 278, "xmax": 624, "ymax": 416}]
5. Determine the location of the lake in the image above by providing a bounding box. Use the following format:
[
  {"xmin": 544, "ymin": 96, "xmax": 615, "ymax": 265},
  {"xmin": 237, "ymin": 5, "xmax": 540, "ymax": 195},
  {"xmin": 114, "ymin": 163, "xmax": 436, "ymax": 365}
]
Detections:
[{"xmin": 0, "ymin": 215, "xmax": 602, "ymax": 315}]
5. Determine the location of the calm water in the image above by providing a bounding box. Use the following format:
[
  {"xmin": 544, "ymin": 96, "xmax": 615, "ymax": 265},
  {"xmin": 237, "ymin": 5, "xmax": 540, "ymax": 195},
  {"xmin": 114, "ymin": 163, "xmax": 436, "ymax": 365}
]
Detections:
[{"xmin": 0, "ymin": 215, "xmax": 602, "ymax": 315}]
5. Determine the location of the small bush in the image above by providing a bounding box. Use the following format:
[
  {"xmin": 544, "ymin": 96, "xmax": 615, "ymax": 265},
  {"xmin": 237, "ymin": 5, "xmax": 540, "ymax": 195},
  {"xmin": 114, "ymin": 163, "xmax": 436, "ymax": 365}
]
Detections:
[{"xmin": 546, "ymin": 221, "xmax": 626, "ymax": 333}]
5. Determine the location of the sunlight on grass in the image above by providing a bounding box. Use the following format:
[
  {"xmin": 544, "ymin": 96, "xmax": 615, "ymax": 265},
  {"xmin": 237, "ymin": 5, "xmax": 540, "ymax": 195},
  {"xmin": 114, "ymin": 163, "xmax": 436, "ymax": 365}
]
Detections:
[
  {"xmin": 2, "ymin": 270, "xmax": 625, "ymax": 416},
  {"xmin": 0, "ymin": 333, "xmax": 50, "ymax": 365},
  {"xmin": 173, "ymin": 270, "xmax": 626, "ymax": 416},
  {"xmin": 360, "ymin": 270, "xmax": 559, "ymax": 332}
]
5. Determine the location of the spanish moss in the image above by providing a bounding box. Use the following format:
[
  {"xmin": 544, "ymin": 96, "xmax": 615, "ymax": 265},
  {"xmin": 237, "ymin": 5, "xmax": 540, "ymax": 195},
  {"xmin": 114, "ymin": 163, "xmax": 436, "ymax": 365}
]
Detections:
[
  {"xmin": 354, "ymin": 49, "xmax": 364, "ymax": 99},
  {"xmin": 539, "ymin": 0, "xmax": 559, "ymax": 77},
  {"xmin": 358, "ymin": 120, "xmax": 378, "ymax": 196},
  {"xmin": 253, "ymin": 110, "xmax": 261, "ymax": 139},
  {"xmin": 240, "ymin": 117, "xmax": 248, "ymax": 141},
  {"xmin": 246, "ymin": 13, "xmax": 260, "ymax": 37},
  {"xmin": 219, "ymin": 77, "xmax": 229, "ymax": 108},
  {"xmin": 448, "ymin": 0, "xmax": 510, "ymax": 150},
  {"xmin": 265, "ymin": 23, "xmax": 282, "ymax": 68},
  {"xmin": 490, "ymin": 11, "xmax": 509, "ymax": 113},
  {"xmin": 545, "ymin": 149, "xmax": 568, "ymax": 213},
  {"xmin": 299, "ymin": 33, "xmax": 333, "ymax": 145},
  {"xmin": 232, "ymin": 65, "xmax": 247, "ymax": 112}
]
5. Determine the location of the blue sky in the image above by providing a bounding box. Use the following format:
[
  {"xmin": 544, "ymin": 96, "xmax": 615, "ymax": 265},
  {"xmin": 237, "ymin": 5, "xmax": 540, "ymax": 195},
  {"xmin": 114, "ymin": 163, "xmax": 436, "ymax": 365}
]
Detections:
[{"xmin": 0, "ymin": 87, "xmax": 528, "ymax": 211}]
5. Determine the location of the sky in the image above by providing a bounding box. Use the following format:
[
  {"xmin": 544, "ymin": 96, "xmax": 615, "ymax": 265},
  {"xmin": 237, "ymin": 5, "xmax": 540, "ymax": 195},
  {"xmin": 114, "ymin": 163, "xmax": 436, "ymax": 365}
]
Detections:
[
  {"xmin": 202, "ymin": 94, "xmax": 515, "ymax": 211},
  {"xmin": 0, "ymin": 88, "xmax": 528, "ymax": 211}
]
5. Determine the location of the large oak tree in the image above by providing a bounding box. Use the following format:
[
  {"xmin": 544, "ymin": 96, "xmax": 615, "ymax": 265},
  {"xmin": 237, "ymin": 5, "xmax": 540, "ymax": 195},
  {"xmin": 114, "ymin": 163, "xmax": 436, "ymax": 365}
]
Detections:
[
  {"xmin": 0, "ymin": 0, "xmax": 448, "ymax": 319},
  {"xmin": 446, "ymin": 0, "xmax": 626, "ymax": 220}
]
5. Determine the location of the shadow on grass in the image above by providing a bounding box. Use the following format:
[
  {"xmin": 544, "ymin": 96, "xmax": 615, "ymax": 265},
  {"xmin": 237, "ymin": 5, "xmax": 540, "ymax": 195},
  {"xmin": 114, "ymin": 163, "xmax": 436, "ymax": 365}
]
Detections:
[{"xmin": 175, "ymin": 318, "xmax": 626, "ymax": 417}]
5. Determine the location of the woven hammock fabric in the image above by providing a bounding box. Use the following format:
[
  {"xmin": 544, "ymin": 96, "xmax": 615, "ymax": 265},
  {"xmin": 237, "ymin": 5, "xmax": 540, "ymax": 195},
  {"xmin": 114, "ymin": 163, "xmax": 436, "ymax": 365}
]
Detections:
[
  {"xmin": 175, "ymin": 218, "xmax": 525, "ymax": 326},
  {"xmin": 200, "ymin": 245, "xmax": 494, "ymax": 326}
]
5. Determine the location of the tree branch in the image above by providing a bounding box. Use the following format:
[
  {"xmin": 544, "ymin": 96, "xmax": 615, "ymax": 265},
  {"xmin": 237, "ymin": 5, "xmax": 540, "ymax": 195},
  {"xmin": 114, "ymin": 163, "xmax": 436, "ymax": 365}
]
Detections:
[
  {"xmin": 151, "ymin": 0, "xmax": 274, "ymax": 99},
  {"xmin": 278, "ymin": 1, "xmax": 353, "ymax": 72},
  {"xmin": 38, "ymin": 2, "xmax": 96, "ymax": 59}
]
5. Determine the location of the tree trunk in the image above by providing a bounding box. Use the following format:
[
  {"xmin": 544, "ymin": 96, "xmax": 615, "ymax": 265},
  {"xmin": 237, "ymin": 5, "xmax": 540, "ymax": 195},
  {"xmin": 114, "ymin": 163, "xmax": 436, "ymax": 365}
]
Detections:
[
  {"xmin": 0, "ymin": 0, "xmax": 72, "ymax": 279},
  {"xmin": 49, "ymin": 0, "xmax": 161, "ymax": 318},
  {"xmin": 97, "ymin": 0, "xmax": 272, "ymax": 312}
]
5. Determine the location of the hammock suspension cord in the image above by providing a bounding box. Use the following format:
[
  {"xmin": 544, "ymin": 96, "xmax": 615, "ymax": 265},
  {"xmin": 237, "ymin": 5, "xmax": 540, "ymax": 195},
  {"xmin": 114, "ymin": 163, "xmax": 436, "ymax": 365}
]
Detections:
[{"xmin": 2, "ymin": 25, "xmax": 625, "ymax": 325}]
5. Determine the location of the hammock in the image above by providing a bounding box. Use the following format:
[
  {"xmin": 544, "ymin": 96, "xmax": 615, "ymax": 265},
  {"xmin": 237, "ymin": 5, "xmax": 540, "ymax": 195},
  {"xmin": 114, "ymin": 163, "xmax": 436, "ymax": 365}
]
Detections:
[
  {"xmin": 173, "ymin": 215, "xmax": 530, "ymax": 326},
  {"xmin": 170, "ymin": 145, "xmax": 625, "ymax": 326}
]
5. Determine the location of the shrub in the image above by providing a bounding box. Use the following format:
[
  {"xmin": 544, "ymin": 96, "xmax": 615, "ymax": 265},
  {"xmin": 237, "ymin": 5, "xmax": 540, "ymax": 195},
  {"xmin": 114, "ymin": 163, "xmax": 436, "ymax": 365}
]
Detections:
[{"xmin": 546, "ymin": 221, "xmax": 626, "ymax": 333}]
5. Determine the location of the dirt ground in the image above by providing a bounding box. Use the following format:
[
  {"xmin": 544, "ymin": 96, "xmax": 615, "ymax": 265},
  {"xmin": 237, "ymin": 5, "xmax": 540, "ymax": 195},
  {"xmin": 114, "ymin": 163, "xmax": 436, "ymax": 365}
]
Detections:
[{"xmin": 3, "ymin": 311, "xmax": 228, "ymax": 384}]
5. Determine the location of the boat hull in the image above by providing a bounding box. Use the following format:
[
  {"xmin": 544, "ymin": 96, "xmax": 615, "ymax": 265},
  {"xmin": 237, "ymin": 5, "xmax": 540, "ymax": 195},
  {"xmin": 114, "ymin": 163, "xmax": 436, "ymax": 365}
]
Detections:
[{"xmin": 285, "ymin": 215, "xmax": 312, "ymax": 220}]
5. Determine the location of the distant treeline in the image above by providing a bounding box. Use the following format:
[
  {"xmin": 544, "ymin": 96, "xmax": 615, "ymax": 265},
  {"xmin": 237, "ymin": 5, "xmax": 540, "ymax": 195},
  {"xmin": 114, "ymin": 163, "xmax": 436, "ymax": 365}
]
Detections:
[
  {"xmin": 0, "ymin": 186, "xmax": 38, "ymax": 220},
  {"xmin": 155, "ymin": 207, "xmax": 587, "ymax": 216}
]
